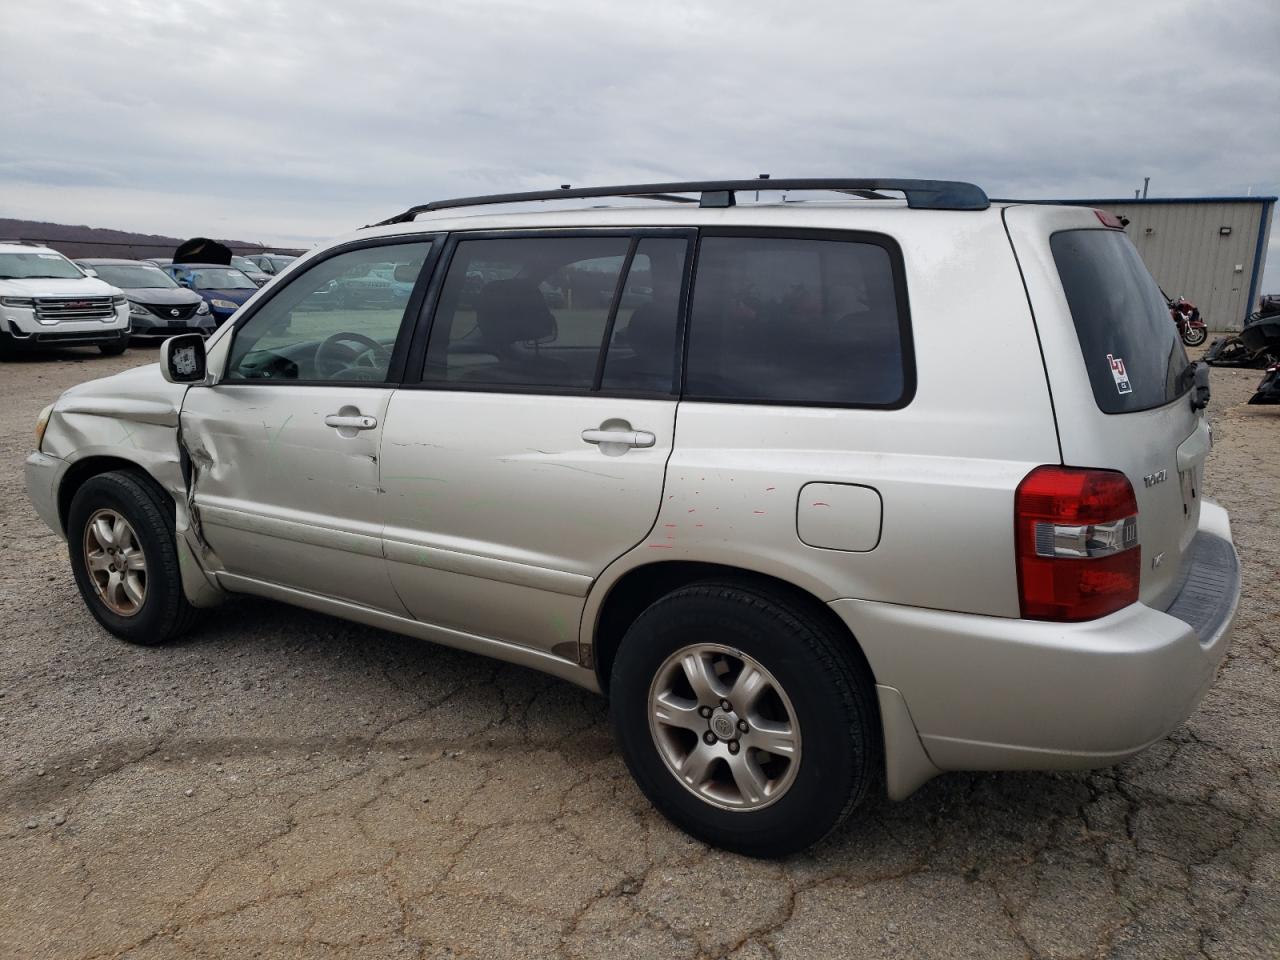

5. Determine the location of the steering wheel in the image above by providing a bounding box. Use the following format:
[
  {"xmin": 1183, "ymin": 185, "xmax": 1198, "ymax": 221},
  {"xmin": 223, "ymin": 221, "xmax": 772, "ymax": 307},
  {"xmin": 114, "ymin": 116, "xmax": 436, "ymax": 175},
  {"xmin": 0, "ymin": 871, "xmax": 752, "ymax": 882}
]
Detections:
[{"xmin": 314, "ymin": 332, "xmax": 391, "ymax": 378}]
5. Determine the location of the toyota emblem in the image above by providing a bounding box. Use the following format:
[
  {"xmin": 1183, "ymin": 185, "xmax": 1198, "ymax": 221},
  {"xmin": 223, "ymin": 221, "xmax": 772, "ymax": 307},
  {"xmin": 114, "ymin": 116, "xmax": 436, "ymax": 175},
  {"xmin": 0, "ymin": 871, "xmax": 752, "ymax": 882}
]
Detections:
[{"xmin": 170, "ymin": 308, "xmax": 180, "ymax": 317}]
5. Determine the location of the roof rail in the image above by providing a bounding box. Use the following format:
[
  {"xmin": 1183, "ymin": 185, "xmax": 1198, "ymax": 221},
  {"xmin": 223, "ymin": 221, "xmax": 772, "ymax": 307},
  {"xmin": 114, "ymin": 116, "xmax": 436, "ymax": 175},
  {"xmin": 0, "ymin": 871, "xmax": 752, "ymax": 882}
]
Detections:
[{"xmin": 371, "ymin": 178, "xmax": 989, "ymax": 226}]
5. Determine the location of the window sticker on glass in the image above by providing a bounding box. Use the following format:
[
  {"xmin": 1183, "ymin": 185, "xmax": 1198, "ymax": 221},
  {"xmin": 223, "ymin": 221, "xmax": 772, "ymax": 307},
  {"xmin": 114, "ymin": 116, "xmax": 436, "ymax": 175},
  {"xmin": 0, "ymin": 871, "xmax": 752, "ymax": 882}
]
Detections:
[
  {"xmin": 1107, "ymin": 354, "xmax": 1132, "ymax": 394},
  {"xmin": 38, "ymin": 253, "xmax": 63, "ymax": 260}
]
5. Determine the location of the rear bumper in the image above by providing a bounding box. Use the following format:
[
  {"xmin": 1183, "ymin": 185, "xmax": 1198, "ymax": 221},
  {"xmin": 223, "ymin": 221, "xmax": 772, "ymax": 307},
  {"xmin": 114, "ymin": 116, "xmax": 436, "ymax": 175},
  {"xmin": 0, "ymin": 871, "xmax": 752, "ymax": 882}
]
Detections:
[{"xmin": 834, "ymin": 499, "xmax": 1239, "ymax": 796}]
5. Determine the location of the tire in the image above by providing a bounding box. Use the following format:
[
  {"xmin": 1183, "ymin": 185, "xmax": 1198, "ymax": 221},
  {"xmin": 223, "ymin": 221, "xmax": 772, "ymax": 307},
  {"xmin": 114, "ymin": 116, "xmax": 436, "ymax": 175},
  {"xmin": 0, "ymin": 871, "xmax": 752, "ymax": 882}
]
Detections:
[
  {"xmin": 1182, "ymin": 326, "xmax": 1207, "ymax": 347},
  {"xmin": 0, "ymin": 333, "xmax": 17, "ymax": 360},
  {"xmin": 609, "ymin": 581, "xmax": 880, "ymax": 858},
  {"xmin": 66, "ymin": 470, "xmax": 199, "ymax": 645},
  {"xmin": 99, "ymin": 341, "xmax": 128, "ymax": 356}
]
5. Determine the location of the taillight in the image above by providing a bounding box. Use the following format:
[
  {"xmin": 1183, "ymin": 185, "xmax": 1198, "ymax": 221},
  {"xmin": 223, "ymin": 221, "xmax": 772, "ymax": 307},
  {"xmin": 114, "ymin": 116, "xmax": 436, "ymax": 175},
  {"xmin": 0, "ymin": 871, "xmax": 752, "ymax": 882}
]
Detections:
[{"xmin": 1015, "ymin": 466, "xmax": 1140, "ymax": 621}]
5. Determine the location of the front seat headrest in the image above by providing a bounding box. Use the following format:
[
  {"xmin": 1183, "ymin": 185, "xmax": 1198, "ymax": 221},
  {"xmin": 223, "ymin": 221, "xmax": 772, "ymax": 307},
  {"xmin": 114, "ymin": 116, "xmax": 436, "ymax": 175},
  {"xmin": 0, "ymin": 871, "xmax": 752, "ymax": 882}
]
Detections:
[{"xmin": 475, "ymin": 279, "xmax": 555, "ymax": 346}]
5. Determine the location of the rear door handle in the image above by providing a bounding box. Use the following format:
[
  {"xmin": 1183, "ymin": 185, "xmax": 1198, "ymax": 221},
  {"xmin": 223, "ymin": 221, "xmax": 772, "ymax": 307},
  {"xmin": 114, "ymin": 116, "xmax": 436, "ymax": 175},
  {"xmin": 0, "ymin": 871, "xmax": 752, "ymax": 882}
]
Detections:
[
  {"xmin": 325, "ymin": 414, "xmax": 378, "ymax": 430},
  {"xmin": 581, "ymin": 428, "xmax": 655, "ymax": 448}
]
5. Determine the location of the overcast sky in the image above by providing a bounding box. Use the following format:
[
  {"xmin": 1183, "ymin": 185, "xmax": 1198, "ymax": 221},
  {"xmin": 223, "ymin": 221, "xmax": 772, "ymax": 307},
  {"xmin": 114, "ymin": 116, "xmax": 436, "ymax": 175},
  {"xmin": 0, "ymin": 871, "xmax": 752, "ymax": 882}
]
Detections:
[{"xmin": 2, "ymin": 0, "xmax": 1277, "ymax": 286}]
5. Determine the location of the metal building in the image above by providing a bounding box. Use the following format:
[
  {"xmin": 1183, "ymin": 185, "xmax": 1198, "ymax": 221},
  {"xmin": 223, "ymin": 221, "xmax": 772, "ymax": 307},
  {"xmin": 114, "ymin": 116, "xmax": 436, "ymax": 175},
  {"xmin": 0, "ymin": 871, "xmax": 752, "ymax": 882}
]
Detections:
[{"xmin": 1056, "ymin": 197, "xmax": 1275, "ymax": 331}]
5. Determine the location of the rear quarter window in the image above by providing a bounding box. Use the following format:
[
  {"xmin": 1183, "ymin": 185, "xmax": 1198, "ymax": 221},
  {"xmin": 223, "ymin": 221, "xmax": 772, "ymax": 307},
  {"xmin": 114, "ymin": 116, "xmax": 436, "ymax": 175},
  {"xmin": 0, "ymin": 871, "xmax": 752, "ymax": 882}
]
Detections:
[
  {"xmin": 1050, "ymin": 228, "xmax": 1192, "ymax": 414},
  {"xmin": 684, "ymin": 232, "xmax": 912, "ymax": 407}
]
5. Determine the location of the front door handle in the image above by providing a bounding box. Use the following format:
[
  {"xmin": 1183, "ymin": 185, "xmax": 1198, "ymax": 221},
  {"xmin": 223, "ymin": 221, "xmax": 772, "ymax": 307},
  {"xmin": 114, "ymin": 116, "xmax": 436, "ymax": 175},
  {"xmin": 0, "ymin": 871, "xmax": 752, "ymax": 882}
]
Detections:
[
  {"xmin": 325, "ymin": 413, "xmax": 378, "ymax": 430},
  {"xmin": 581, "ymin": 428, "xmax": 655, "ymax": 448}
]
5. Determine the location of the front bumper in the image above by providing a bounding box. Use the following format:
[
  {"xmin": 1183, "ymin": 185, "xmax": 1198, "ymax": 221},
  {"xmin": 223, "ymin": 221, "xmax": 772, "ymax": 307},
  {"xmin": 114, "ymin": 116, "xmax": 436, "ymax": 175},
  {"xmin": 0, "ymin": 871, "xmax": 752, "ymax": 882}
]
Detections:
[
  {"xmin": 834, "ymin": 499, "xmax": 1239, "ymax": 791},
  {"xmin": 130, "ymin": 316, "xmax": 217, "ymax": 339},
  {"xmin": 25, "ymin": 451, "xmax": 70, "ymax": 538},
  {"xmin": 5, "ymin": 323, "xmax": 130, "ymax": 349}
]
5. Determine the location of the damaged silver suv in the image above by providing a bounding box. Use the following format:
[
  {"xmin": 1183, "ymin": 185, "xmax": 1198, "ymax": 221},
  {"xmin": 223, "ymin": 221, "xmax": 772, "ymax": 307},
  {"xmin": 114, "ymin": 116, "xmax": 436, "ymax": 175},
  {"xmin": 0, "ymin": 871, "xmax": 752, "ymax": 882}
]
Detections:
[{"xmin": 25, "ymin": 179, "xmax": 1241, "ymax": 857}]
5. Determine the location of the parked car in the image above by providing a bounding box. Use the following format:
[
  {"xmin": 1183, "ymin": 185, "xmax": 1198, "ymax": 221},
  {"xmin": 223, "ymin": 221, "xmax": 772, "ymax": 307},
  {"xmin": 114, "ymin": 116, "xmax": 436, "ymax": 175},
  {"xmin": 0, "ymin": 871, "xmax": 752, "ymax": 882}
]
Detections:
[
  {"xmin": 0, "ymin": 242, "xmax": 130, "ymax": 357},
  {"xmin": 230, "ymin": 256, "xmax": 271, "ymax": 287},
  {"xmin": 24, "ymin": 179, "xmax": 1240, "ymax": 857},
  {"xmin": 160, "ymin": 263, "xmax": 259, "ymax": 325},
  {"xmin": 242, "ymin": 253, "xmax": 297, "ymax": 276},
  {"xmin": 74, "ymin": 259, "xmax": 215, "ymax": 341}
]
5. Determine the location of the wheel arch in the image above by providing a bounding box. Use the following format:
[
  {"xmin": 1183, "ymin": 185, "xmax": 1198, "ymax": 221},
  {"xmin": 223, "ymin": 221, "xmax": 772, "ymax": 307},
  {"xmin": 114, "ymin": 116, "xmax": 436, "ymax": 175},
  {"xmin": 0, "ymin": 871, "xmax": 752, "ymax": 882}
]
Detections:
[
  {"xmin": 587, "ymin": 560, "xmax": 878, "ymax": 696},
  {"xmin": 57, "ymin": 455, "xmax": 163, "ymax": 532}
]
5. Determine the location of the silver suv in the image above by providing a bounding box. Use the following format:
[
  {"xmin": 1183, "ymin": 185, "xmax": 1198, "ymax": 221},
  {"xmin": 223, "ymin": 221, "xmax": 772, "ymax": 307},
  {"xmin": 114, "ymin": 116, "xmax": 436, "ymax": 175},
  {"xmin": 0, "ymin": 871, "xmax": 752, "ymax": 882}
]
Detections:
[{"xmin": 24, "ymin": 179, "xmax": 1240, "ymax": 856}]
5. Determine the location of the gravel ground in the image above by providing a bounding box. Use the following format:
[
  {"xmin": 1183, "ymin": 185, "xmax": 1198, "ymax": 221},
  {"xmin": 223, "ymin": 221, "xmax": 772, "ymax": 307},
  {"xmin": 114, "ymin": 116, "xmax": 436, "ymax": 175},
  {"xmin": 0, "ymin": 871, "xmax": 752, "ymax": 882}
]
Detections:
[{"xmin": 0, "ymin": 345, "xmax": 1276, "ymax": 960}]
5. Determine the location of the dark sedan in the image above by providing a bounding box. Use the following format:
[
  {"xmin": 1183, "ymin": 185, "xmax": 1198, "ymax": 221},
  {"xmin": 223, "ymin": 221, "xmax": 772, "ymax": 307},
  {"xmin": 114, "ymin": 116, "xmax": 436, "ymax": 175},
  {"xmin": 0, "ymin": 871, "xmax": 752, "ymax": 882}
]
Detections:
[
  {"xmin": 161, "ymin": 263, "xmax": 259, "ymax": 325},
  {"xmin": 76, "ymin": 258, "xmax": 216, "ymax": 340}
]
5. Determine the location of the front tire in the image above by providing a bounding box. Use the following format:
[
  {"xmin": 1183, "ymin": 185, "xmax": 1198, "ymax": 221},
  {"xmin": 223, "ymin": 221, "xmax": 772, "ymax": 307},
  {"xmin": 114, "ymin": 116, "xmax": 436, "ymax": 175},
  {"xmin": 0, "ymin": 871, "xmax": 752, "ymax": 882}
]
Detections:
[
  {"xmin": 67, "ymin": 471, "xmax": 199, "ymax": 645},
  {"xmin": 1182, "ymin": 326, "xmax": 1207, "ymax": 346},
  {"xmin": 610, "ymin": 581, "xmax": 880, "ymax": 857},
  {"xmin": 99, "ymin": 341, "xmax": 128, "ymax": 356}
]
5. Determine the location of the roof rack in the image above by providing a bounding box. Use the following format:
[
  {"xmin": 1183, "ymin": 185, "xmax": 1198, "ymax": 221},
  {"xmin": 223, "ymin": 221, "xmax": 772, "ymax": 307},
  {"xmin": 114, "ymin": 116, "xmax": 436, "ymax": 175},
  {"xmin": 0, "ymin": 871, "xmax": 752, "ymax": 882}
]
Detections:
[{"xmin": 371, "ymin": 178, "xmax": 989, "ymax": 226}]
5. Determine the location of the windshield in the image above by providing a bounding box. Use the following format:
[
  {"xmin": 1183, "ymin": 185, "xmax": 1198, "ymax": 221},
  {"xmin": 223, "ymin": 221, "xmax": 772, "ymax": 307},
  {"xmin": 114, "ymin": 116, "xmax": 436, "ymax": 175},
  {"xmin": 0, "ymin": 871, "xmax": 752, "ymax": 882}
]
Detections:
[
  {"xmin": 186, "ymin": 268, "xmax": 257, "ymax": 290},
  {"xmin": 0, "ymin": 251, "xmax": 84, "ymax": 280},
  {"xmin": 231, "ymin": 256, "xmax": 260, "ymax": 273},
  {"xmin": 266, "ymin": 256, "xmax": 295, "ymax": 272},
  {"xmin": 92, "ymin": 264, "xmax": 179, "ymax": 289}
]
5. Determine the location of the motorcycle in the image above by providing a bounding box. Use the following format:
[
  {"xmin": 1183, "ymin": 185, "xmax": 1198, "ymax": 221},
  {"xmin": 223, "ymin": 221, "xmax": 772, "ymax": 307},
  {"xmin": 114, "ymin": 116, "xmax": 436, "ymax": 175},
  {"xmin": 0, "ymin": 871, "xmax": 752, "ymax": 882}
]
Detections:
[
  {"xmin": 1247, "ymin": 361, "xmax": 1280, "ymax": 405},
  {"xmin": 1166, "ymin": 292, "xmax": 1207, "ymax": 346}
]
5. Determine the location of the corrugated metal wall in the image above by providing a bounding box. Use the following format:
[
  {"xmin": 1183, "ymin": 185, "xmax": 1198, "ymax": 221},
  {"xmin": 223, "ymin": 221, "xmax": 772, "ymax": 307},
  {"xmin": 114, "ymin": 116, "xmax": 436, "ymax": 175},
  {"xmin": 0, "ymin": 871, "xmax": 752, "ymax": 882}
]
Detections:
[{"xmin": 1090, "ymin": 200, "xmax": 1273, "ymax": 331}]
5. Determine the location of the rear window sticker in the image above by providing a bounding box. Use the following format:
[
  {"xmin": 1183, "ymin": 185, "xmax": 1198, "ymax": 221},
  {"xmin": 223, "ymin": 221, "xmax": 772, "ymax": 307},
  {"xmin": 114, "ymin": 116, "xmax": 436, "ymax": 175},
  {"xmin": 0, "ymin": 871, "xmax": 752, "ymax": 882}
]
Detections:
[{"xmin": 1107, "ymin": 354, "xmax": 1132, "ymax": 394}]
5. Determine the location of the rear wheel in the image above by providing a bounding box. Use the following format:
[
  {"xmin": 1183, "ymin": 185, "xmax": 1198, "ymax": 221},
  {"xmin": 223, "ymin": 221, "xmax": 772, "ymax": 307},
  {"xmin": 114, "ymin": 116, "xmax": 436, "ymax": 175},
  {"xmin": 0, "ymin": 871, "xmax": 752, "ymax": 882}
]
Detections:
[
  {"xmin": 610, "ymin": 581, "xmax": 880, "ymax": 857},
  {"xmin": 67, "ymin": 471, "xmax": 199, "ymax": 645}
]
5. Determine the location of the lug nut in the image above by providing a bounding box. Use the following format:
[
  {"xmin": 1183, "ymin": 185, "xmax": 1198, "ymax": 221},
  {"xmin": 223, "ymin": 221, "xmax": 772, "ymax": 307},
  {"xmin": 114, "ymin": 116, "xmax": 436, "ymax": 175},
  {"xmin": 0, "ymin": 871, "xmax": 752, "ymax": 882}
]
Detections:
[
  {"xmin": 727, "ymin": 740, "xmax": 740, "ymax": 755},
  {"xmin": 720, "ymin": 699, "xmax": 732, "ymax": 712},
  {"xmin": 703, "ymin": 731, "xmax": 717, "ymax": 745},
  {"xmin": 698, "ymin": 705, "xmax": 713, "ymax": 718},
  {"xmin": 737, "ymin": 719, "xmax": 749, "ymax": 732}
]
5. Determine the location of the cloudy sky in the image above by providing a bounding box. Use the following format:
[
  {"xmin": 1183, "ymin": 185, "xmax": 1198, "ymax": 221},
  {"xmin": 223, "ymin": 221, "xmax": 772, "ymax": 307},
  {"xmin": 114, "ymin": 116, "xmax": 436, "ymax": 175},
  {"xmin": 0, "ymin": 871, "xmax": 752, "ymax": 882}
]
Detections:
[{"xmin": 2, "ymin": 0, "xmax": 1278, "ymax": 284}]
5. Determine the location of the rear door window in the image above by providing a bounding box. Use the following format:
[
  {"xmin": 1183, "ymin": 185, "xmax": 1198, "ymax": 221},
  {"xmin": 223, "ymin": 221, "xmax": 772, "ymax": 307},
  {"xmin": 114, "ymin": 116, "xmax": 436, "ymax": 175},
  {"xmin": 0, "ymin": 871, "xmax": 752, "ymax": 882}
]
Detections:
[
  {"xmin": 1050, "ymin": 229, "xmax": 1192, "ymax": 414},
  {"xmin": 684, "ymin": 233, "xmax": 912, "ymax": 406},
  {"xmin": 423, "ymin": 235, "xmax": 685, "ymax": 393}
]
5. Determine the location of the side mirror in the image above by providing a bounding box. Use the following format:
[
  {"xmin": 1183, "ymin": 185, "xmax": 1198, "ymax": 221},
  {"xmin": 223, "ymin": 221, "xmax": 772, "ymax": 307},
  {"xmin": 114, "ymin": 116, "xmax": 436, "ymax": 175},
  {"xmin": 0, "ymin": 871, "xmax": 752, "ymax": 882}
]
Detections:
[{"xmin": 161, "ymin": 333, "xmax": 209, "ymax": 385}]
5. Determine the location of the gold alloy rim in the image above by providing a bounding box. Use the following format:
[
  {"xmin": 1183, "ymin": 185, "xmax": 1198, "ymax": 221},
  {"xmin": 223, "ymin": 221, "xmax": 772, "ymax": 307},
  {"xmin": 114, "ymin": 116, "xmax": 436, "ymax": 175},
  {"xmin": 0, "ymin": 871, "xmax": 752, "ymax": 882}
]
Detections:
[{"xmin": 82, "ymin": 509, "xmax": 147, "ymax": 617}]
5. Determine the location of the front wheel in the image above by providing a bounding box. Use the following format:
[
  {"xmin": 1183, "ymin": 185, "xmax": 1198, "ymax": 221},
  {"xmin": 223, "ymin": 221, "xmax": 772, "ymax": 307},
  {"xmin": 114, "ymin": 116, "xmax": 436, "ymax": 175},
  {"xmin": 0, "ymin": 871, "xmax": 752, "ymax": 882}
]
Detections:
[
  {"xmin": 610, "ymin": 581, "xmax": 880, "ymax": 857},
  {"xmin": 67, "ymin": 471, "xmax": 199, "ymax": 645},
  {"xmin": 1182, "ymin": 326, "xmax": 1207, "ymax": 346},
  {"xmin": 99, "ymin": 341, "xmax": 128, "ymax": 356}
]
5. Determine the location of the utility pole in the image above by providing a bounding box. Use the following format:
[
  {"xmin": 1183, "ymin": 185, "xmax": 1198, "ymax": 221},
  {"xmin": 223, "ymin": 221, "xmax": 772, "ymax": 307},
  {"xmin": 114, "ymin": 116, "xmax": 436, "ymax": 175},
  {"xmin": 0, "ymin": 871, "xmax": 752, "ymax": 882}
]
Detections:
[{"xmin": 1142, "ymin": 177, "xmax": 1149, "ymax": 199}]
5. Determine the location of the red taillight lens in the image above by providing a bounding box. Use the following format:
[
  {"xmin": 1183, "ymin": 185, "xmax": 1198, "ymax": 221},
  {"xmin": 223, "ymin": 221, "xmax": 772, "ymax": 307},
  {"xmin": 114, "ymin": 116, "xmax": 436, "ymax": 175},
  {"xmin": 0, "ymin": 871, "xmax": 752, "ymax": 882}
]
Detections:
[
  {"xmin": 1094, "ymin": 209, "xmax": 1125, "ymax": 229},
  {"xmin": 1015, "ymin": 466, "xmax": 1140, "ymax": 621}
]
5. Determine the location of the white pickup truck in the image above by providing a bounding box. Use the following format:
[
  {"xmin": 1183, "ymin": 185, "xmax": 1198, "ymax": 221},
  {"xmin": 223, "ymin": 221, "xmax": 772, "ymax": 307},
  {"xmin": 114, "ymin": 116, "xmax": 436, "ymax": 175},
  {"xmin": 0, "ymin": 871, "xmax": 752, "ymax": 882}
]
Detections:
[{"xmin": 0, "ymin": 242, "xmax": 130, "ymax": 357}]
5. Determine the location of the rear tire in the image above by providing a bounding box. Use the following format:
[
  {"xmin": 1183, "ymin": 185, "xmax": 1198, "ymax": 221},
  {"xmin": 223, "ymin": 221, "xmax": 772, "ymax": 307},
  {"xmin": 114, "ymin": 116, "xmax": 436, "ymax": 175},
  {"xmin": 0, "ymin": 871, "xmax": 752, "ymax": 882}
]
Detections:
[
  {"xmin": 67, "ymin": 471, "xmax": 199, "ymax": 645},
  {"xmin": 610, "ymin": 581, "xmax": 880, "ymax": 857}
]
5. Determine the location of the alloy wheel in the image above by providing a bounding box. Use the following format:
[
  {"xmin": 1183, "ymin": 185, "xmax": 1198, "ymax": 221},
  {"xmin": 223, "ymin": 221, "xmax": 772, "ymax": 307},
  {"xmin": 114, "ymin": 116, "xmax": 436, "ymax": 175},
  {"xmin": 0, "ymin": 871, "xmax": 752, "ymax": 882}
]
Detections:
[
  {"xmin": 648, "ymin": 643, "xmax": 801, "ymax": 810},
  {"xmin": 83, "ymin": 509, "xmax": 147, "ymax": 616}
]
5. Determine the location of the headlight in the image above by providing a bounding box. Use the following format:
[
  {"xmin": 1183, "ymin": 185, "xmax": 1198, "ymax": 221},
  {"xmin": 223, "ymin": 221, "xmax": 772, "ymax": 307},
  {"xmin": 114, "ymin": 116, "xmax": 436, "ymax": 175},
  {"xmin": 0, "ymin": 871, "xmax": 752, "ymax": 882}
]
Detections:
[
  {"xmin": 129, "ymin": 300, "xmax": 151, "ymax": 317},
  {"xmin": 0, "ymin": 297, "xmax": 35, "ymax": 308},
  {"xmin": 196, "ymin": 300, "xmax": 211, "ymax": 315},
  {"xmin": 210, "ymin": 299, "xmax": 239, "ymax": 310},
  {"xmin": 35, "ymin": 404, "xmax": 53, "ymax": 451},
  {"xmin": 112, "ymin": 294, "xmax": 128, "ymax": 307}
]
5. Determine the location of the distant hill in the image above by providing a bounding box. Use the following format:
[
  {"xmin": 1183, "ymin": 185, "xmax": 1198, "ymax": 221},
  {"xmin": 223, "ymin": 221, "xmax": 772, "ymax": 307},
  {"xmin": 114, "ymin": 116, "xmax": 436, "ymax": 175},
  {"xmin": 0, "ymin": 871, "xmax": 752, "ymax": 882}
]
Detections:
[{"xmin": 0, "ymin": 218, "xmax": 306, "ymax": 261}]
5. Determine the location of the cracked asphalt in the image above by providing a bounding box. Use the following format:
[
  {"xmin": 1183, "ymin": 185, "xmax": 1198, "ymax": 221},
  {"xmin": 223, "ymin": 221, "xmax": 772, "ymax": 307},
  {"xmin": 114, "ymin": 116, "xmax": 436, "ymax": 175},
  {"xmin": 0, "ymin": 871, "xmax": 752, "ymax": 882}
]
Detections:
[{"xmin": 1, "ymin": 347, "xmax": 1277, "ymax": 960}]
